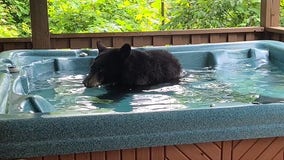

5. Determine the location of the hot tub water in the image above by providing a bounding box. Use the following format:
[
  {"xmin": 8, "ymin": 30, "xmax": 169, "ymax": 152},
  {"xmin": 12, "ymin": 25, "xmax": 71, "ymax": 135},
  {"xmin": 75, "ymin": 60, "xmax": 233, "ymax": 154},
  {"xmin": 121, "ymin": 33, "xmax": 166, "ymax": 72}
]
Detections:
[
  {"xmin": 27, "ymin": 52, "xmax": 283, "ymax": 114},
  {"xmin": 4, "ymin": 43, "xmax": 284, "ymax": 115}
]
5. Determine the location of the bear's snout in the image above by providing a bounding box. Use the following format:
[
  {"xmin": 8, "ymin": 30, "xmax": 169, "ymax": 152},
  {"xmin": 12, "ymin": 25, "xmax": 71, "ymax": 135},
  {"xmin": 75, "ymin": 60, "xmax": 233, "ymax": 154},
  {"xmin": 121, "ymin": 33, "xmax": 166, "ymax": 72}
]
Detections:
[
  {"xmin": 82, "ymin": 78, "xmax": 91, "ymax": 88},
  {"xmin": 82, "ymin": 74, "xmax": 101, "ymax": 88}
]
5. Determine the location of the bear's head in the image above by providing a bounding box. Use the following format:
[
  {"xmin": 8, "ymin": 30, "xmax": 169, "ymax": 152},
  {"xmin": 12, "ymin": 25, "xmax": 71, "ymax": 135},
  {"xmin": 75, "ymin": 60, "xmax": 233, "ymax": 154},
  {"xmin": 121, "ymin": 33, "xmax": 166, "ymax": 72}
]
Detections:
[{"xmin": 83, "ymin": 42, "xmax": 131, "ymax": 88}]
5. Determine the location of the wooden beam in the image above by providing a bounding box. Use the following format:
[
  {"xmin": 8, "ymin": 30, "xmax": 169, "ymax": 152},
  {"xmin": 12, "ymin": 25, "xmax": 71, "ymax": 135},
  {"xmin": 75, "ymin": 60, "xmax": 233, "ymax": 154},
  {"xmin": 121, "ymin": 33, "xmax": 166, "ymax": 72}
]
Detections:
[
  {"xmin": 261, "ymin": 0, "xmax": 280, "ymax": 27},
  {"xmin": 30, "ymin": 0, "xmax": 50, "ymax": 49}
]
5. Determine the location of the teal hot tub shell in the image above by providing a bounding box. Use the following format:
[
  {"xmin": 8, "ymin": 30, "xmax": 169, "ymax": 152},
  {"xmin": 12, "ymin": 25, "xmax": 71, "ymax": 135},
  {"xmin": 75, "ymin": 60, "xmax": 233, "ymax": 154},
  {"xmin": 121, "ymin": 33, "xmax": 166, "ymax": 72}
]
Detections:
[{"xmin": 2, "ymin": 40, "xmax": 284, "ymax": 159}]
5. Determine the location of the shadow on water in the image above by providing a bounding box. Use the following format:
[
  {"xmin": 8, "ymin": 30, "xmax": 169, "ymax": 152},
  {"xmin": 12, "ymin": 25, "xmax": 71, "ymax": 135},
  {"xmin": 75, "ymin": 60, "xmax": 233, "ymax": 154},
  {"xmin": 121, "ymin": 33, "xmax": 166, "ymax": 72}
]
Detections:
[{"xmin": 83, "ymin": 81, "xmax": 181, "ymax": 112}]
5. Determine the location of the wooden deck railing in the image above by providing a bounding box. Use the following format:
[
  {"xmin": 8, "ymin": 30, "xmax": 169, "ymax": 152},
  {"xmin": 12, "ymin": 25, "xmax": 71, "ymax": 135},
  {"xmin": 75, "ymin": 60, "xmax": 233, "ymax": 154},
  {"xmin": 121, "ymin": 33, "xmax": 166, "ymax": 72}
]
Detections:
[
  {"xmin": 6, "ymin": 26, "xmax": 284, "ymax": 52},
  {"xmin": 0, "ymin": 27, "xmax": 264, "ymax": 52},
  {"xmin": 265, "ymin": 27, "xmax": 284, "ymax": 41}
]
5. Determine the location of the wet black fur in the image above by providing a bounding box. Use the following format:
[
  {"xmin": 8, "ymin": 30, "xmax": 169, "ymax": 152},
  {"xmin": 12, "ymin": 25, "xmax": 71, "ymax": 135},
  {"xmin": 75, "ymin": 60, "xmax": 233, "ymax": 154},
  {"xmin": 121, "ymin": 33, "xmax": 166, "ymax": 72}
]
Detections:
[{"xmin": 83, "ymin": 42, "xmax": 182, "ymax": 88}]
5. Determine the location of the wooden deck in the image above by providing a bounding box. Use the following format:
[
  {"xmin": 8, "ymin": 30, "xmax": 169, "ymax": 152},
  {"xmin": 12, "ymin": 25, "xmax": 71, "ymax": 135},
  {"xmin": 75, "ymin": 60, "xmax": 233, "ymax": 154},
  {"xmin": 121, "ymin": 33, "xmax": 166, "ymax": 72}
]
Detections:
[{"xmin": 24, "ymin": 137, "xmax": 284, "ymax": 160}]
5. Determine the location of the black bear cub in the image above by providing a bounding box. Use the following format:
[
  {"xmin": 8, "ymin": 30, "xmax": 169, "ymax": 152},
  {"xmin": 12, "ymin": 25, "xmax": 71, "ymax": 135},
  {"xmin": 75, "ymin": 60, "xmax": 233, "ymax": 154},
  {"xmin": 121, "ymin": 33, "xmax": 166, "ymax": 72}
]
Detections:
[{"xmin": 83, "ymin": 42, "xmax": 182, "ymax": 88}]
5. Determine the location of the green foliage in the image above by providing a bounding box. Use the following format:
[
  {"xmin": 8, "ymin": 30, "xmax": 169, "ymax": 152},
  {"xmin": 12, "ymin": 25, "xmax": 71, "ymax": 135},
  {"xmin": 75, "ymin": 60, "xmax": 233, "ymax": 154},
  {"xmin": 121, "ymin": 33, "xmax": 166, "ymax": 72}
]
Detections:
[
  {"xmin": 280, "ymin": 0, "xmax": 284, "ymax": 26},
  {"xmin": 0, "ymin": 0, "xmax": 267, "ymax": 38},
  {"xmin": 48, "ymin": 0, "xmax": 162, "ymax": 33},
  {"xmin": 162, "ymin": 0, "xmax": 261, "ymax": 30},
  {"xmin": 0, "ymin": 2, "xmax": 18, "ymax": 37},
  {"xmin": 0, "ymin": 0, "xmax": 30, "ymax": 37}
]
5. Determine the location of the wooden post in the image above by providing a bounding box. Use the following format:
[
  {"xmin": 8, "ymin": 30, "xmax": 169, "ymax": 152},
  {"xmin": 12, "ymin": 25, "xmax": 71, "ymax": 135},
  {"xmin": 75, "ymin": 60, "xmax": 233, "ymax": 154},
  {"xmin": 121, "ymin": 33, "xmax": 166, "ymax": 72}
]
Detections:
[
  {"xmin": 271, "ymin": 0, "xmax": 280, "ymax": 26},
  {"xmin": 30, "ymin": 0, "xmax": 50, "ymax": 49},
  {"xmin": 261, "ymin": 0, "xmax": 280, "ymax": 27}
]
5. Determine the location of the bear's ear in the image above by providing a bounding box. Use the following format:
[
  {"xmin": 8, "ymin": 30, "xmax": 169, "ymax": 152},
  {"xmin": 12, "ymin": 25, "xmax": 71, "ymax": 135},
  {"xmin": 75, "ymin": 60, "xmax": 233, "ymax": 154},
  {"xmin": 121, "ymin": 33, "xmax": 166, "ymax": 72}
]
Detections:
[
  {"xmin": 97, "ymin": 41, "xmax": 107, "ymax": 53},
  {"xmin": 120, "ymin": 43, "xmax": 131, "ymax": 59}
]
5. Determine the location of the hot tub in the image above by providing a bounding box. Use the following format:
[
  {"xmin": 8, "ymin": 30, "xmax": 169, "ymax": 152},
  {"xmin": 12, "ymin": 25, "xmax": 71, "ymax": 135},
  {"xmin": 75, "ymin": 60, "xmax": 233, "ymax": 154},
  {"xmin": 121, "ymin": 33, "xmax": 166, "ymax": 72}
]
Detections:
[{"xmin": 2, "ymin": 40, "xmax": 284, "ymax": 159}]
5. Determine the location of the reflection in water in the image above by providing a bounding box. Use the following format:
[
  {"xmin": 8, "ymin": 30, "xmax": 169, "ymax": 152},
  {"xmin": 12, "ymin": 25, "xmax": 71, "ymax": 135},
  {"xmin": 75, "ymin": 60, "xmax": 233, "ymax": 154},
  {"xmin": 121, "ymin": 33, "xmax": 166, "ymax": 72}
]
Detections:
[{"xmin": 131, "ymin": 94, "xmax": 186, "ymax": 112}]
